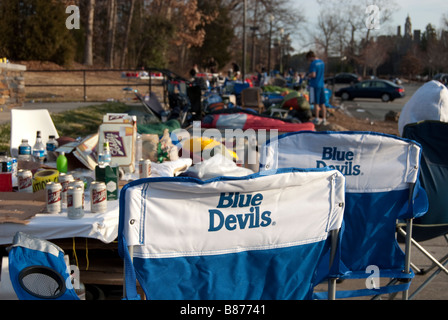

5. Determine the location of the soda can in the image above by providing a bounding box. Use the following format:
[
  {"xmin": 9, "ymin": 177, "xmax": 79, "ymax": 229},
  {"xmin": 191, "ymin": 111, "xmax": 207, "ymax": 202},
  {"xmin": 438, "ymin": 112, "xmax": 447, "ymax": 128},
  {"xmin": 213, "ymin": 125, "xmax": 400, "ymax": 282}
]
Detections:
[
  {"xmin": 67, "ymin": 186, "xmax": 84, "ymax": 219},
  {"xmin": 59, "ymin": 173, "xmax": 74, "ymax": 206},
  {"xmin": 139, "ymin": 159, "xmax": 151, "ymax": 178},
  {"xmin": 90, "ymin": 181, "xmax": 107, "ymax": 213},
  {"xmin": 18, "ymin": 169, "xmax": 33, "ymax": 193},
  {"xmin": 46, "ymin": 182, "xmax": 62, "ymax": 213}
]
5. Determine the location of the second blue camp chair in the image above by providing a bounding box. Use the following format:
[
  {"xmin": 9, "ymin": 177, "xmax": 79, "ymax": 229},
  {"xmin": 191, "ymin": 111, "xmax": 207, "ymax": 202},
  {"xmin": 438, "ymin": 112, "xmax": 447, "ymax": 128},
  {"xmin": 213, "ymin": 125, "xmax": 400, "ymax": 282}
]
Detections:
[
  {"xmin": 118, "ymin": 168, "xmax": 345, "ymax": 300},
  {"xmin": 260, "ymin": 131, "xmax": 428, "ymax": 299},
  {"xmin": 398, "ymin": 120, "xmax": 448, "ymax": 299}
]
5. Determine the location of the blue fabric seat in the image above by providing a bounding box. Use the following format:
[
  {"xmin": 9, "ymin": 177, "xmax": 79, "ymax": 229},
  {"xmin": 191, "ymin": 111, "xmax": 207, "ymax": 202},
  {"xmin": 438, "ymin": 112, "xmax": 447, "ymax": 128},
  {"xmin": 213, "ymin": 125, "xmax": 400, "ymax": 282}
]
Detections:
[
  {"xmin": 118, "ymin": 168, "xmax": 345, "ymax": 300},
  {"xmin": 260, "ymin": 131, "xmax": 428, "ymax": 299}
]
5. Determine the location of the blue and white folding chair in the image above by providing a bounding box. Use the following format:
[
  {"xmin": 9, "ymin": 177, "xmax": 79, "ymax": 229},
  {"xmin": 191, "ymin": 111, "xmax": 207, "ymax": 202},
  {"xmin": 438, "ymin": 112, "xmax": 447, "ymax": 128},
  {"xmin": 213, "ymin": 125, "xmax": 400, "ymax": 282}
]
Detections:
[
  {"xmin": 118, "ymin": 168, "xmax": 345, "ymax": 300},
  {"xmin": 260, "ymin": 131, "xmax": 428, "ymax": 299},
  {"xmin": 398, "ymin": 120, "xmax": 448, "ymax": 299},
  {"xmin": 8, "ymin": 232, "xmax": 79, "ymax": 300}
]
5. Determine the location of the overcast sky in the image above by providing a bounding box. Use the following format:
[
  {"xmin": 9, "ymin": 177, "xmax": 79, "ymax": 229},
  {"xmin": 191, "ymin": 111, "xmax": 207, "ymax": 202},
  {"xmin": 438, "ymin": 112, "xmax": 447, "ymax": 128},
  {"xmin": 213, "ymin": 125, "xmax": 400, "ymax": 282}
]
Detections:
[{"xmin": 292, "ymin": 0, "xmax": 447, "ymax": 52}]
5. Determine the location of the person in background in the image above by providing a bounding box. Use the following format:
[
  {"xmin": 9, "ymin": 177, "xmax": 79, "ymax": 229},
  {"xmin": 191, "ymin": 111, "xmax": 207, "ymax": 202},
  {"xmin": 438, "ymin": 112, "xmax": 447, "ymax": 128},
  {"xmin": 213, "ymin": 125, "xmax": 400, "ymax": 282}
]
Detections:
[
  {"xmin": 306, "ymin": 51, "xmax": 327, "ymax": 125},
  {"xmin": 398, "ymin": 80, "xmax": 448, "ymax": 136},
  {"xmin": 189, "ymin": 63, "xmax": 199, "ymax": 80}
]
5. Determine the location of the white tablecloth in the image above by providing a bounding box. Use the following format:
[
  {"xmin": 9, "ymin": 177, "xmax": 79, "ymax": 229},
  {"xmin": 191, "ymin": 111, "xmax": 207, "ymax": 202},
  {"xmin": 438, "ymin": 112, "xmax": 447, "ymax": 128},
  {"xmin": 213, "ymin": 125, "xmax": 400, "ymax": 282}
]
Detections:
[
  {"xmin": 0, "ymin": 197, "xmax": 120, "ymax": 246},
  {"xmin": 0, "ymin": 158, "xmax": 193, "ymax": 245}
]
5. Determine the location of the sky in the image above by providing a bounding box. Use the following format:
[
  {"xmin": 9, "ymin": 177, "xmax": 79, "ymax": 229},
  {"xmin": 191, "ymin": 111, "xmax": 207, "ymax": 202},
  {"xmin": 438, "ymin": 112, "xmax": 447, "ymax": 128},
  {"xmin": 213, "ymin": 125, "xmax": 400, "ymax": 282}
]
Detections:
[{"xmin": 293, "ymin": 0, "xmax": 447, "ymax": 51}]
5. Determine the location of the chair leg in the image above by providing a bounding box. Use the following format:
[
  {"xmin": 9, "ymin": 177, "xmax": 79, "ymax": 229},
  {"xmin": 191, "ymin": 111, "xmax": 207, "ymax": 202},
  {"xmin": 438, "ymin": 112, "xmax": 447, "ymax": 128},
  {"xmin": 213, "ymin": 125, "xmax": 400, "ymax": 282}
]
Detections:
[
  {"xmin": 398, "ymin": 225, "xmax": 448, "ymax": 299},
  {"xmin": 328, "ymin": 278, "xmax": 336, "ymax": 300},
  {"xmin": 409, "ymin": 258, "xmax": 448, "ymax": 300}
]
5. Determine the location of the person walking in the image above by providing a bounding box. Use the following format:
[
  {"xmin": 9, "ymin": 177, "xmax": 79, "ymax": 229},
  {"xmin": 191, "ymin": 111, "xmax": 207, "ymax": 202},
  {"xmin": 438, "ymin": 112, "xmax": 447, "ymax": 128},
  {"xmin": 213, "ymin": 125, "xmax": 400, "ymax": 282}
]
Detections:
[{"xmin": 306, "ymin": 51, "xmax": 327, "ymax": 125}]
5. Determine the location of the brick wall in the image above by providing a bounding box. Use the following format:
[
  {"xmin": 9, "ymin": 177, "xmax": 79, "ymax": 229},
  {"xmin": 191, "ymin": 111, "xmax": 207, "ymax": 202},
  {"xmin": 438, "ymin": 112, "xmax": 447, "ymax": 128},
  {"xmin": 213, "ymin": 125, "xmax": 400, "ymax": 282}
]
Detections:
[{"xmin": 0, "ymin": 63, "xmax": 26, "ymax": 109}]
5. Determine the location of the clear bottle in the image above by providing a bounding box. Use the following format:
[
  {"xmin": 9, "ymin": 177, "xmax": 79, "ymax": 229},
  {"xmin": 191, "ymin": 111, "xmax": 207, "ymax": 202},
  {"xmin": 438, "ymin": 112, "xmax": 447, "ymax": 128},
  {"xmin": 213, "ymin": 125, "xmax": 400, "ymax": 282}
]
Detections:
[
  {"xmin": 18, "ymin": 139, "xmax": 32, "ymax": 161},
  {"xmin": 46, "ymin": 135, "xmax": 58, "ymax": 162},
  {"xmin": 98, "ymin": 140, "xmax": 111, "ymax": 168},
  {"xmin": 32, "ymin": 131, "xmax": 46, "ymax": 164}
]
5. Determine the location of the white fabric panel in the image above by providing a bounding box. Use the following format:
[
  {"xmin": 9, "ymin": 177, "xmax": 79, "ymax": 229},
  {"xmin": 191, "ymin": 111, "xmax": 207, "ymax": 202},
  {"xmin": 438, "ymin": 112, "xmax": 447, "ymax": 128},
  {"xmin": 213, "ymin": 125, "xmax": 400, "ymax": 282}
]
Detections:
[
  {"xmin": 260, "ymin": 132, "xmax": 421, "ymax": 192},
  {"xmin": 123, "ymin": 170, "xmax": 345, "ymax": 258},
  {"xmin": 10, "ymin": 109, "xmax": 59, "ymax": 157}
]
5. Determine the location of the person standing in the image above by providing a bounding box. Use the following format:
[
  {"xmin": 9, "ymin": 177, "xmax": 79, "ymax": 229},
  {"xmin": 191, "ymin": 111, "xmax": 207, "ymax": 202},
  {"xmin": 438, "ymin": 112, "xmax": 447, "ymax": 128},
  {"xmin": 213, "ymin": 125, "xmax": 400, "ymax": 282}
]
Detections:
[{"xmin": 306, "ymin": 51, "xmax": 327, "ymax": 125}]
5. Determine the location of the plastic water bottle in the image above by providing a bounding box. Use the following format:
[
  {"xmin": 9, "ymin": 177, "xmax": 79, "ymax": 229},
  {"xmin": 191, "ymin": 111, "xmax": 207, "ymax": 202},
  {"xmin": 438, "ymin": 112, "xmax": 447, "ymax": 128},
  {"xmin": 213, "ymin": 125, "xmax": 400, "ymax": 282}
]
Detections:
[
  {"xmin": 18, "ymin": 139, "xmax": 32, "ymax": 161},
  {"xmin": 32, "ymin": 131, "xmax": 46, "ymax": 164},
  {"xmin": 46, "ymin": 135, "xmax": 58, "ymax": 162},
  {"xmin": 57, "ymin": 151, "xmax": 68, "ymax": 173},
  {"xmin": 98, "ymin": 140, "xmax": 111, "ymax": 168}
]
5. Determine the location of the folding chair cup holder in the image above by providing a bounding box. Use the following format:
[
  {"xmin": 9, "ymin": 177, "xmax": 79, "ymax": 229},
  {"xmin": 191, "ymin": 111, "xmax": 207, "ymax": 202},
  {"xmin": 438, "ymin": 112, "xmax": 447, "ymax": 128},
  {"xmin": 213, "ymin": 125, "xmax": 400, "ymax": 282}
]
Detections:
[{"xmin": 18, "ymin": 266, "xmax": 66, "ymax": 299}]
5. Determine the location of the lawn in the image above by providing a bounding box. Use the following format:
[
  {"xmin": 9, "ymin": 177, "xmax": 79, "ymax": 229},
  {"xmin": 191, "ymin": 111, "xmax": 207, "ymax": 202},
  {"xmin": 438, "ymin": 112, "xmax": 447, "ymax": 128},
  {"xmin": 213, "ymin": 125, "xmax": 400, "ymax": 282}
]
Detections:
[{"xmin": 0, "ymin": 102, "xmax": 131, "ymax": 153}]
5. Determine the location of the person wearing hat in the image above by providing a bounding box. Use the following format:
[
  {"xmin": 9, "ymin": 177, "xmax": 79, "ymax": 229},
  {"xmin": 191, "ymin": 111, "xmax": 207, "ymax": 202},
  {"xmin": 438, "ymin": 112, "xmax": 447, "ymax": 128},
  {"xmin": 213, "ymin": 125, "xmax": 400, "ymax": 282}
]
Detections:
[{"xmin": 398, "ymin": 80, "xmax": 448, "ymax": 136}]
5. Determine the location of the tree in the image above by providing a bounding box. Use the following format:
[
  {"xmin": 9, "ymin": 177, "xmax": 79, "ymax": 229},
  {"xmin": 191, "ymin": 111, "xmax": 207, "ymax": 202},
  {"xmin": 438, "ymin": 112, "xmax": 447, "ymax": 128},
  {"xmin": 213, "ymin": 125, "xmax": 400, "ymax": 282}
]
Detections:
[
  {"xmin": 400, "ymin": 52, "xmax": 423, "ymax": 78},
  {"xmin": 312, "ymin": 9, "xmax": 345, "ymax": 61},
  {"xmin": 119, "ymin": 0, "xmax": 135, "ymax": 68},
  {"xmin": 190, "ymin": 0, "xmax": 234, "ymax": 73},
  {"xmin": 360, "ymin": 38, "xmax": 389, "ymax": 76},
  {"xmin": 84, "ymin": 0, "xmax": 95, "ymax": 66},
  {"xmin": 105, "ymin": 0, "xmax": 117, "ymax": 68},
  {"xmin": 0, "ymin": 0, "xmax": 75, "ymax": 65}
]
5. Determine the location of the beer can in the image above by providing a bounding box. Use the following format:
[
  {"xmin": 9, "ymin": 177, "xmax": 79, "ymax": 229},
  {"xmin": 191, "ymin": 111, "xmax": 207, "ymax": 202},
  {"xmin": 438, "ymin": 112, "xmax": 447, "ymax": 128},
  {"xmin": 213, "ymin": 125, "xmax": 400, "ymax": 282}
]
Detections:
[
  {"xmin": 90, "ymin": 181, "xmax": 107, "ymax": 213},
  {"xmin": 59, "ymin": 173, "xmax": 74, "ymax": 206},
  {"xmin": 139, "ymin": 159, "xmax": 151, "ymax": 178},
  {"xmin": 18, "ymin": 169, "xmax": 33, "ymax": 193},
  {"xmin": 69, "ymin": 179, "xmax": 85, "ymax": 192},
  {"xmin": 46, "ymin": 182, "xmax": 62, "ymax": 213},
  {"xmin": 67, "ymin": 186, "xmax": 84, "ymax": 219}
]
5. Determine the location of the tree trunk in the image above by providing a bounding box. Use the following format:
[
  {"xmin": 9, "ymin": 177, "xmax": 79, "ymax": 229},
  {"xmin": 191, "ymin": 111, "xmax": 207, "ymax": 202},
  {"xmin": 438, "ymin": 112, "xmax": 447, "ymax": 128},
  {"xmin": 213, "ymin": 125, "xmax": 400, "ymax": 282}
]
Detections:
[
  {"xmin": 105, "ymin": 0, "xmax": 117, "ymax": 68},
  {"xmin": 84, "ymin": 0, "xmax": 95, "ymax": 66},
  {"xmin": 120, "ymin": 0, "xmax": 136, "ymax": 69}
]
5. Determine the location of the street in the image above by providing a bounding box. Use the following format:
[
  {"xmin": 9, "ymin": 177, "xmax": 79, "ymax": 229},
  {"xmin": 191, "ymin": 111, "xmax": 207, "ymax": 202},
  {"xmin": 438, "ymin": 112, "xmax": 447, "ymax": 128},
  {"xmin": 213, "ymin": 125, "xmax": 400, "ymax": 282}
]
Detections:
[{"xmin": 330, "ymin": 82, "xmax": 421, "ymax": 122}]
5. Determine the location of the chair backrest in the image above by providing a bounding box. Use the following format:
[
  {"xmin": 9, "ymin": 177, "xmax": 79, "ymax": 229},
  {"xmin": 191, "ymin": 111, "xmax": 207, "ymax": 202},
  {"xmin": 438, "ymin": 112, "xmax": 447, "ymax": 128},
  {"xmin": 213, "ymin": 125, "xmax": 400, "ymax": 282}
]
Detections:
[
  {"xmin": 241, "ymin": 87, "xmax": 263, "ymax": 110},
  {"xmin": 403, "ymin": 121, "xmax": 448, "ymax": 226},
  {"xmin": 260, "ymin": 131, "xmax": 428, "ymax": 297},
  {"xmin": 8, "ymin": 232, "xmax": 79, "ymax": 300},
  {"xmin": 118, "ymin": 168, "xmax": 345, "ymax": 300},
  {"xmin": 10, "ymin": 109, "xmax": 59, "ymax": 157}
]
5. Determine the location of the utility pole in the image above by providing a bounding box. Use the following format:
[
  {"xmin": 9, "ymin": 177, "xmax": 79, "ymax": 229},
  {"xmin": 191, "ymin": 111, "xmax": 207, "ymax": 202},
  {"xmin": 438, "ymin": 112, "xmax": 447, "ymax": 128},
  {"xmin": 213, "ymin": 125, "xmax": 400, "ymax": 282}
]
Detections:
[{"xmin": 242, "ymin": 0, "xmax": 247, "ymax": 82}]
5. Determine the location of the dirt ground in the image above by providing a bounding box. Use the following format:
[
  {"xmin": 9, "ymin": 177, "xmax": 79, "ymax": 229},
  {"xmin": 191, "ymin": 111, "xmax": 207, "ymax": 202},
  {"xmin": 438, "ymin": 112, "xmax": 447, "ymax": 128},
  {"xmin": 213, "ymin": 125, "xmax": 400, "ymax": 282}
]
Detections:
[
  {"xmin": 322, "ymin": 107, "xmax": 400, "ymax": 136},
  {"xmin": 19, "ymin": 60, "xmax": 400, "ymax": 136}
]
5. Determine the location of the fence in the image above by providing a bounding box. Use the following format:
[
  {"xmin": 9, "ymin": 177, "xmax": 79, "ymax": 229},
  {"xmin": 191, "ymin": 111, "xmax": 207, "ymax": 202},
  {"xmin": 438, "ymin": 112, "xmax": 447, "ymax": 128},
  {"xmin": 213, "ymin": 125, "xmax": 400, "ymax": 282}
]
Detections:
[{"xmin": 25, "ymin": 68, "xmax": 190, "ymax": 104}]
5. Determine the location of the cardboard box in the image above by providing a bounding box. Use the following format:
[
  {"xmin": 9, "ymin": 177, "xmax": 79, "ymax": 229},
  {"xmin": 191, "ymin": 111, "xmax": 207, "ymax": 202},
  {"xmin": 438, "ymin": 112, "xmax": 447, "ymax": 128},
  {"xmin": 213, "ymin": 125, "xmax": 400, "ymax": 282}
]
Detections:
[
  {"xmin": 56, "ymin": 134, "xmax": 98, "ymax": 171},
  {"xmin": 0, "ymin": 190, "xmax": 46, "ymax": 224},
  {"xmin": 98, "ymin": 114, "xmax": 137, "ymax": 174}
]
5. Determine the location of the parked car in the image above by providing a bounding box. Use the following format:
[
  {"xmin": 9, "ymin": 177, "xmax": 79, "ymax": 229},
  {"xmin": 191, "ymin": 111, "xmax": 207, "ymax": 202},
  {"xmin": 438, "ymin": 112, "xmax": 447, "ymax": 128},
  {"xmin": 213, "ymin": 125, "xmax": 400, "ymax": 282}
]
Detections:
[
  {"xmin": 433, "ymin": 73, "xmax": 448, "ymax": 86},
  {"xmin": 325, "ymin": 73, "xmax": 361, "ymax": 85},
  {"xmin": 335, "ymin": 79, "xmax": 405, "ymax": 102}
]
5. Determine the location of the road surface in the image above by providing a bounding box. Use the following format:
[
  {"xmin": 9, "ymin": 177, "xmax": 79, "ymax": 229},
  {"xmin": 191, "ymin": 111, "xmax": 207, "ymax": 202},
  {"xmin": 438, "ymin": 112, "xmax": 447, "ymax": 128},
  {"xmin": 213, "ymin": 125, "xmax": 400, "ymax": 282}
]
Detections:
[{"xmin": 331, "ymin": 83, "xmax": 421, "ymax": 121}]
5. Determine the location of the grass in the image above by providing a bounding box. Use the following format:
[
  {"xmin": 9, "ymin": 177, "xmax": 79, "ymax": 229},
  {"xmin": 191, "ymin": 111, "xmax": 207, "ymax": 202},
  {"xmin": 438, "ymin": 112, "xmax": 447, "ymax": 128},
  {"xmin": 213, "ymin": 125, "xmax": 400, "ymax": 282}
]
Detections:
[{"xmin": 0, "ymin": 102, "xmax": 131, "ymax": 153}]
